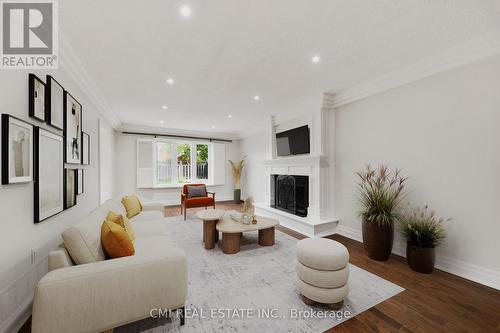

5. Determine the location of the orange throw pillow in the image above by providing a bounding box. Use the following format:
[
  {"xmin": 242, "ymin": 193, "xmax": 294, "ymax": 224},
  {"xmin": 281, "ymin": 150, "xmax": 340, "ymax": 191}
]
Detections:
[
  {"xmin": 106, "ymin": 211, "xmax": 136, "ymax": 241},
  {"xmin": 101, "ymin": 220, "xmax": 135, "ymax": 259}
]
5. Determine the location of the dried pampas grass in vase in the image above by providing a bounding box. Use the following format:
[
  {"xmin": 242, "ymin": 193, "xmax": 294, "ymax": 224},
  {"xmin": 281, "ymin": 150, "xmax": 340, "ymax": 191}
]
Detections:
[{"xmin": 229, "ymin": 158, "xmax": 245, "ymax": 203}]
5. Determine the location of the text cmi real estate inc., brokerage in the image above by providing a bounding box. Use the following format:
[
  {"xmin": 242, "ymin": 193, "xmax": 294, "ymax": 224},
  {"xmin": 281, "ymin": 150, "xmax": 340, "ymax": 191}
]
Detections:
[{"xmin": 1, "ymin": 0, "xmax": 58, "ymax": 69}]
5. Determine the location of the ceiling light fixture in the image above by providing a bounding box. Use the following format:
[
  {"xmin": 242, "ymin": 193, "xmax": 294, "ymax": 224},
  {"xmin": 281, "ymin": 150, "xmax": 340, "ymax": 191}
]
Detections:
[
  {"xmin": 254, "ymin": 95, "xmax": 260, "ymax": 101},
  {"xmin": 166, "ymin": 77, "xmax": 175, "ymax": 85},
  {"xmin": 228, "ymin": 114, "xmax": 232, "ymax": 119},
  {"xmin": 162, "ymin": 105, "xmax": 168, "ymax": 110},
  {"xmin": 312, "ymin": 55, "xmax": 320, "ymax": 63},
  {"xmin": 160, "ymin": 120, "xmax": 164, "ymax": 124},
  {"xmin": 211, "ymin": 125, "xmax": 215, "ymax": 129},
  {"xmin": 179, "ymin": 5, "xmax": 192, "ymax": 18}
]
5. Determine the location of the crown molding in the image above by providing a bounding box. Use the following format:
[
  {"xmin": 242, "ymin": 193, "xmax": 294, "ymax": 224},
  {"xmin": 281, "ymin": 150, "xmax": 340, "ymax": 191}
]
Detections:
[
  {"xmin": 332, "ymin": 31, "xmax": 500, "ymax": 108},
  {"xmin": 59, "ymin": 33, "xmax": 122, "ymax": 128},
  {"xmin": 321, "ymin": 92, "xmax": 336, "ymax": 110}
]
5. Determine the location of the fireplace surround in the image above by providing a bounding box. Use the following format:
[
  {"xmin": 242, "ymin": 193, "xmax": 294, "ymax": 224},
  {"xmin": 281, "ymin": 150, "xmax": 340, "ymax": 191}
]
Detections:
[{"xmin": 254, "ymin": 97, "xmax": 338, "ymax": 237}]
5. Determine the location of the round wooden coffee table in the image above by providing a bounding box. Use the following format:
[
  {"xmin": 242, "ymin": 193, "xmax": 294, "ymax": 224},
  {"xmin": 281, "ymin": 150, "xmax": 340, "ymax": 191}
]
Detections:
[
  {"xmin": 216, "ymin": 215, "xmax": 279, "ymax": 254},
  {"xmin": 196, "ymin": 209, "xmax": 226, "ymax": 249}
]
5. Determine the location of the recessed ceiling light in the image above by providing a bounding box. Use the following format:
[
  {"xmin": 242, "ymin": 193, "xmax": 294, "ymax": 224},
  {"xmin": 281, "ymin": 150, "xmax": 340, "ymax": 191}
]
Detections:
[
  {"xmin": 160, "ymin": 120, "xmax": 164, "ymax": 124},
  {"xmin": 254, "ymin": 95, "xmax": 260, "ymax": 101},
  {"xmin": 179, "ymin": 5, "xmax": 192, "ymax": 18},
  {"xmin": 228, "ymin": 114, "xmax": 232, "ymax": 119},
  {"xmin": 166, "ymin": 77, "xmax": 175, "ymax": 85},
  {"xmin": 211, "ymin": 125, "xmax": 215, "ymax": 129},
  {"xmin": 312, "ymin": 55, "xmax": 321, "ymax": 63},
  {"xmin": 162, "ymin": 105, "xmax": 168, "ymax": 110}
]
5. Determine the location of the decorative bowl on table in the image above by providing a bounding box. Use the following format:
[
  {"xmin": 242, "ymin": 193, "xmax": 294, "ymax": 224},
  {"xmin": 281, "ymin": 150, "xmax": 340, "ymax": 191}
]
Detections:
[{"xmin": 241, "ymin": 213, "xmax": 252, "ymax": 225}]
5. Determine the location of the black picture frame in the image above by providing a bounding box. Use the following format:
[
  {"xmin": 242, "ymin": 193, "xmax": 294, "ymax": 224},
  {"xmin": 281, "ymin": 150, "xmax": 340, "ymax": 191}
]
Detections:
[
  {"xmin": 29, "ymin": 74, "xmax": 46, "ymax": 122},
  {"xmin": 1, "ymin": 114, "xmax": 34, "ymax": 184},
  {"xmin": 76, "ymin": 169, "xmax": 84, "ymax": 195},
  {"xmin": 34, "ymin": 127, "xmax": 64, "ymax": 223},
  {"xmin": 63, "ymin": 91, "xmax": 83, "ymax": 164},
  {"xmin": 45, "ymin": 76, "xmax": 64, "ymax": 131},
  {"xmin": 63, "ymin": 168, "xmax": 77, "ymax": 209},
  {"xmin": 82, "ymin": 132, "xmax": 90, "ymax": 165}
]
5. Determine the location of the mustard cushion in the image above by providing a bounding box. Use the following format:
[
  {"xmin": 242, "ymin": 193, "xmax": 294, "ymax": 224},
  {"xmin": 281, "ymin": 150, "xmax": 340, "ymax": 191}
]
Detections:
[
  {"xmin": 121, "ymin": 195, "xmax": 142, "ymax": 218},
  {"xmin": 106, "ymin": 211, "xmax": 135, "ymax": 241},
  {"xmin": 101, "ymin": 220, "xmax": 135, "ymax": 258}
]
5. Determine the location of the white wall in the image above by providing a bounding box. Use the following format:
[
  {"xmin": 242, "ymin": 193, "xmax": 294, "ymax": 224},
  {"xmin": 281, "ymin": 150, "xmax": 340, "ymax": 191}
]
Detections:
[
  {"xmin": 239, "ymin": 56, "xmax": 500, "ymax": 289},
  {"xmin": 98, "ymin": 120, "xmax": 115, "ymax": 204},
  {"xmin": 240, "ymin": 131, "xmax": 267, "ymax": 203},
  {"xmin": 113, "ymin": 133, "xmax": 240, "ymax": 204},
  {"xmin": 0, "ymin": 69, "xmax": 113, "ymax": 332},
  {"xmin": 335, "ymin": 55, "xmax": 500, "ymax": 289}
]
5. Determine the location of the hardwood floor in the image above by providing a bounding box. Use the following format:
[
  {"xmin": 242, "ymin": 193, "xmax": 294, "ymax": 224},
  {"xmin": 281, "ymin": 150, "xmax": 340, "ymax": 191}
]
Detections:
[
  {"xmin": 175, "ymin": 202, "xmax": 500, "ymax": 332},
  {"xmin": 19, "ymin": 202, "xmax": 500, "ymax": 332}
]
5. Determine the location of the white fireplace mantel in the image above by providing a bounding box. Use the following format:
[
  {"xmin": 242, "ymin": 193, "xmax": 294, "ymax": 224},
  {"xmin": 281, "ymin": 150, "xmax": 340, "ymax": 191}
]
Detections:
[
  {"xmin": 255, "ymin": 93, "xmax": 338, "ymax": 237},
  {"xmin": 262, "ymin": 155, "xmax": 329, "ymax": 167}
]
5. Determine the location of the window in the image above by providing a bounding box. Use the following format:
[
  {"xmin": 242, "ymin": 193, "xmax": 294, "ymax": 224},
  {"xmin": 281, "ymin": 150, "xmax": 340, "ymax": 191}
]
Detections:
[
  {"xmin": 156, "ymin": 142, "xmax": 173, "ymax": 184},
  {"xmin": 196, "ymin": 144, "xmax": 209, "ymax": 180},
  {"xmin": 177, "ymin": 143, "xmax": 191, "ymax": 182},
  {"xmin": 137, "ymin": 138, "xmax": 225, "ymax": 188}
]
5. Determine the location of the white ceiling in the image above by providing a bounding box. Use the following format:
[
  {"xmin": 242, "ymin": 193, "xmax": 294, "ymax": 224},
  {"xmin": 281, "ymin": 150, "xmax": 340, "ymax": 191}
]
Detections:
[{"xmin": 60, "ymin": 1, "xmax": 500, "ymax": 137}]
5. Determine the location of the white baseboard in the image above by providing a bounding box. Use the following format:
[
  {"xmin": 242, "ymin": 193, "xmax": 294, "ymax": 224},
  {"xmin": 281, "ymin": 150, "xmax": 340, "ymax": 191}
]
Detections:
[
  {"xmin": 335, "ymin": 224, "xmax": 500, "ymax": 291},
  {"xmin": 335, "ymin": 225, "xmax": 363, "ymax": 243},
  {"xmin": 0, "ymin": 257, "xmax": 45, "ymax": 333},
  {"xmin": 0, "ymin": 297, "xmax": 32, "ymax": 333}
]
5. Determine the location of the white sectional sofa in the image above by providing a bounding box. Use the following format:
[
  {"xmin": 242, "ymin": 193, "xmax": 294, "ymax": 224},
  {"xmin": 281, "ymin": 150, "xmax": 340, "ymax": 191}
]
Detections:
[{"xmin": 31, "ymin": 199, "xmax": 188, "ymax": 333}]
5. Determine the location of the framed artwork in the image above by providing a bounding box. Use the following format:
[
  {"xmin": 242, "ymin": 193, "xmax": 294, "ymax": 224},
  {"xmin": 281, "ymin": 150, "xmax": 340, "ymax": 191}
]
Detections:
[
  {"xmin": 1, "ymin": 114, "xmax": 34, "ymax": 184},
  {"xmin": 29, "ymin": 74, "xmax": 46, "ymax": 122},
  {"xmin": 64, "ymin": 168, "xmax": 77, "ymax": 209},
  {"xmin": 45, "ymin": 76, "xmax": 64, "ymax": 130},
  {"xmin": 34, "ymin": 127, "xmax": 64, "ymax": 223},
  {"xmin": 64, "ymin": 91, "xmax": 83, "ymax": 164},
  {"xmin": 82, "ymin": 132, "xmax": 90, "ymax": 165},
  {"xmin": 77, "ymin": 169, "xmax": 84, "ymax": 195}
]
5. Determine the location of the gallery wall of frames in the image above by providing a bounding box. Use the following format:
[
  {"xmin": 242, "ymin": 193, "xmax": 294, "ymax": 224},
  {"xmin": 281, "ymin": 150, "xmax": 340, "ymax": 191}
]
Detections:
[{"xmin": 1, "ymin": 73, "xmax": 91, "ymax": 223}]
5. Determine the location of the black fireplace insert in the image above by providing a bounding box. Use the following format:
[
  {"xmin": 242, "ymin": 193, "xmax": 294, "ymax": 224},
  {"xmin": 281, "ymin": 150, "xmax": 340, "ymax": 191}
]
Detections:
[{"xmin": 270, "ymin": 174, "xmax": 308, "ymax": 217}]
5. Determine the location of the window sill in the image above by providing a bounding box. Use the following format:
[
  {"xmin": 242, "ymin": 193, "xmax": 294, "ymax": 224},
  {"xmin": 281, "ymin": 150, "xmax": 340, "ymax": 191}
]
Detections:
[{"xmin": 150, "ymin": 182, "xmax": 219, "ymax": 189}]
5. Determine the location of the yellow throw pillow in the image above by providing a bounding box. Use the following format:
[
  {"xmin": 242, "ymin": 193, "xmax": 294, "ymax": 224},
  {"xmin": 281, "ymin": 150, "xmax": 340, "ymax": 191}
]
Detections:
[
  {"xmin": 101, "ymin": 220, "xmax": 135, "ymax": 259},
  {"xmin": 106, "ymin": 211, "xmax": 135, "ymax": 241},
  {"xmin": 121, "ymin": 195, "xmax": 142, "ymax": 218}
]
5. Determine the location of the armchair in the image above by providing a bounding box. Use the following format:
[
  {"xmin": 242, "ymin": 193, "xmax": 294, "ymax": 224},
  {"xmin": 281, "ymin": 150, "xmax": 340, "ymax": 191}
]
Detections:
[{"xmin": 181, "ymin": 184, "xmax": 215, "ymax": 220}]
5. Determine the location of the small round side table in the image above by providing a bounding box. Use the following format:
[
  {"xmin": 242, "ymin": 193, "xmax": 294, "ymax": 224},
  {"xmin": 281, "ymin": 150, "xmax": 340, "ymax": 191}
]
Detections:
[{"xmin": 196, "ymin": 209, "xmax": 226, "ymax": 249}]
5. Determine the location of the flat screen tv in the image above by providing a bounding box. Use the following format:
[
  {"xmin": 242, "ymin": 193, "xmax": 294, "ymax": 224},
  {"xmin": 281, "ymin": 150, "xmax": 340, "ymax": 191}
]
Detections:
[{"xmin": 276, "ymin": 125, "xmax": 310, "ymax": 156}]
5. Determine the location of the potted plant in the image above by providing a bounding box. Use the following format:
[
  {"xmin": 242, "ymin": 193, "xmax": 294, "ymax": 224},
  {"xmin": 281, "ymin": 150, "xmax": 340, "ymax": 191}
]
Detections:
[
  {"xmin": 229, "ymin": 159, "xmax": 245, "ymax": 203},
  {"xmin": 356, "ymin": 165, "xmax": 407, "ymax": 261},
  {"xmin": 399, "ymin": 204, "xmax": 450, "ymax": 274}
]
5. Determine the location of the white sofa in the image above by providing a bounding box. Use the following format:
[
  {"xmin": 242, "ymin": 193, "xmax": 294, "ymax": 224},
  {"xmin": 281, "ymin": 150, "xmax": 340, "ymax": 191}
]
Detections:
[{"xmin": 32, "ymin": 199, "xmax": 188, "ymax": 333}]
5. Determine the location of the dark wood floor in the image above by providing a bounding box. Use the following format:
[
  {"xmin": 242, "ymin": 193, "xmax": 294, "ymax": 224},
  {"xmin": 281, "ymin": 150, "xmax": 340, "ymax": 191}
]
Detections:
[
  {"xmin": 175, "ymin": 202, "xmax": 500, "ymax": 333},
  {"xmin": 20, "ymin": 202, "xmax": 500, "ymax": 332}
]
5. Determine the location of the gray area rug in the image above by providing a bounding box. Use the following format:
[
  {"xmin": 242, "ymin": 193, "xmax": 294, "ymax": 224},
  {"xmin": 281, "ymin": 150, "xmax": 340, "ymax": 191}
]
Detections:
[{"xmin": 116, "ymin": 215, "xmax": 404, "ymax": 332}]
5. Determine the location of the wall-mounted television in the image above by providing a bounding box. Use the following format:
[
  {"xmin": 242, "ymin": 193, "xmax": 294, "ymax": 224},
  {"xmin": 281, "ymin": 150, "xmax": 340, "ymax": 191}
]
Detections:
[{"xmin": 276, "ymin": 125, "xmax": 310, "ymax": 156}]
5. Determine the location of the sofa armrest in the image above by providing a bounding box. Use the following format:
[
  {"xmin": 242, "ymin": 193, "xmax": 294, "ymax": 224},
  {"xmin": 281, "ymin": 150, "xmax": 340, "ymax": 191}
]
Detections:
[
  {"xmin": 32, "ymin": 248, "xmax": 188, "ymax": 333},
  {"xmin": 141, "ymin": 201, "xmax": 165, "ymax": 212},
  {"xmin": 48, "ymin": 244, "xmax": 74, "ymax": 272}
]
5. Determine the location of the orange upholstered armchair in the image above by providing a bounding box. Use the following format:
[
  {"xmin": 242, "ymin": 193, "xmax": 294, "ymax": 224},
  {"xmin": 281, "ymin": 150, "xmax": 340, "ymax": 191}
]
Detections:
[{"xmin": 181, "ymin": 184, "xmax": 215, "ymax": 220}]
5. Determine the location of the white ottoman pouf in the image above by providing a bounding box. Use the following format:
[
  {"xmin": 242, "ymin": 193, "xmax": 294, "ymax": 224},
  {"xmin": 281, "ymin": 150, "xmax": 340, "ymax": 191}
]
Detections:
[{"xmin": 295, "ymin": 238, "xmax": 349, "ymax": 309}]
